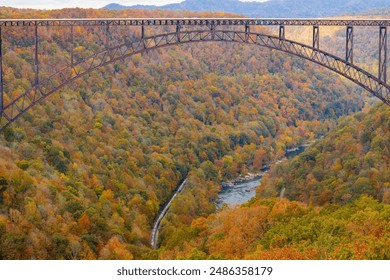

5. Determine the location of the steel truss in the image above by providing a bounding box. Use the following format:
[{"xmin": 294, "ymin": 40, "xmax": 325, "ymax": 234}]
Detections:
[{"xmin": 0, "ymin": 19, "xmax": 389, "ymax": 131}]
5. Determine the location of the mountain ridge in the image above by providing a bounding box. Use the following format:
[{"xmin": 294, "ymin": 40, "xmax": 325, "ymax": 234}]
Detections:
[{"xmin": 102, "ymin": 0, "xmax": 390, "ymax": 18}]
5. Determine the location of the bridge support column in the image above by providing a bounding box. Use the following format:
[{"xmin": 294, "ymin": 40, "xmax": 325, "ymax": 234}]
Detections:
[
  {"xmin": 70, "ymin": 25, "xmax": 74, "ymax": 66},
  {"xmin": 34, "ymin": 25, "xmax": 39, "ymax": 87},
  {"xmin": 209, "ymin": 22, "xmax": 215, "ymax": 40},
  {"xmin": 105, "ymin": 24, "xmax": 110, "ymax": 49},
  {"xmin": 379, "ymin": 26, "xmax": 387, "ymax": 83},
  {"xmin": 245, "ymin": 24, "xmax": 250, "ymax": 41},
  {"xmin": 346, "ymin": 26, "xmax": 353, "ymax": 63},
  {"xmin": 279, "ymin": 25, "xmax": 285, "ymax": 39},
  {"xmin": 176, "ymin": 25, "xmax": 181, "ymax": 42},
  {"xmin": 313, "ymin": 25, "xmax": 319, "ymax": 50},
  {"xmin": 0, "ymin": 26, "xmax": 3, "ymax": 115},
  {"xmin": 141, "ymin": 21, "xmax": 146, "ymax": 48}
]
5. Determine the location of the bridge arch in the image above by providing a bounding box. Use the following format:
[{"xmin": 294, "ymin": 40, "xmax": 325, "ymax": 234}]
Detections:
[{"xmin": 1, "ymin": 29, "xmax": 389, "ymax": 132}]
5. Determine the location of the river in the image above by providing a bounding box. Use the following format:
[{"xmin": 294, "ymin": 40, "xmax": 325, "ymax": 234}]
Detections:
[
  {"xmin": 151, "ymin": 145, "xmax": 309, "ymax": 247},
  {"xmin": 216, "ymin": 145, "xmax": 309, "ymax": 208}
]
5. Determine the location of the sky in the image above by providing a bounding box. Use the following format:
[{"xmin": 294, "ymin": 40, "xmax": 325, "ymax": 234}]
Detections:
[{"xmin": 1, "ymin": 0, "xmax": 269, "ymax": 10}]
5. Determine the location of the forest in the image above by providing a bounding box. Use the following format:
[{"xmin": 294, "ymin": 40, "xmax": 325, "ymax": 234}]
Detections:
[
  {"xmin": 157, "ymin": 104, "xmax": 389, "ymax": 259},
  {"xmin": 0, "ymin": 7, "xmax": 388, "ymax": 260}
]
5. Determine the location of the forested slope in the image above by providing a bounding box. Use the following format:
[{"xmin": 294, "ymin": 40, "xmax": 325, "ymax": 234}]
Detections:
[
  {"xmin": 0, "ymin": 8, "xmax": 367, "ymax": 259},
  {"xmin": 158, "ymin": 196, "xmax": 390, "ymax": 259},
  {"xmin": 259, "ymin": 104, "xmax": 390, "ymax": 205},
  {"xmin": 158, "ymin": 105, "xmax": 390, "ymax": 260}
]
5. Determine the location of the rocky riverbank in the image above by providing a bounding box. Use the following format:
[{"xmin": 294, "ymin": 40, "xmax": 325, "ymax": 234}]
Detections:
[
  {"xmin": 218, "ymin": 143, "xmax": 315, "ymax": 206},
  {"xmin": 221, "ymin": 170, "xmax": 267, "ymax": 187}
]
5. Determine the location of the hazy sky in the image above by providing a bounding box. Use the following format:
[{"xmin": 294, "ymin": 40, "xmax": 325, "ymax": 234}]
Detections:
[{"xmin": 1, "ymin": 0, "xmax": 268, "ymax": 10}]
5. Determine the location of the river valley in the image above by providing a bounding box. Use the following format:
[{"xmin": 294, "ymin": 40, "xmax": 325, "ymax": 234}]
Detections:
[{"xmin": 217, "ymin": 145, "xmax": 309, "ymax": 208}]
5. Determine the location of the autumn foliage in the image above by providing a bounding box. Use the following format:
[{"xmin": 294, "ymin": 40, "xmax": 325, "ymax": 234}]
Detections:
[{"xmin": 0, "ymin": 7, "xmax": 386, "ymax": 260}]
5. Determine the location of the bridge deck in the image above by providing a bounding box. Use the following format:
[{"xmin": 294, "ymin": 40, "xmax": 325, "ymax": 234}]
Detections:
[{"xmin": 0, "ymin": 18, "xmax": 389, "ymax": 27}]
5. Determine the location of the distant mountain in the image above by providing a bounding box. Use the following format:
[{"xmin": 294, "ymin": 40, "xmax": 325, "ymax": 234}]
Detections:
[{"xmin": 102, "ymin": 0, "xmax": 390, "ymax": 18}]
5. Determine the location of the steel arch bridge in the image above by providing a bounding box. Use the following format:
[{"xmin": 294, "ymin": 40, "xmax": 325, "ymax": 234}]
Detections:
[{"xmin": 0, "ymin": 18, "xmax": 389, "ymax": 132}]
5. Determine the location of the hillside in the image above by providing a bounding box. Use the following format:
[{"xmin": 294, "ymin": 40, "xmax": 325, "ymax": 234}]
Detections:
[
  {"xmin": 103, "ymin": 0, "xmax": 390, "ymax": 18},
  {"xmin": 259, "ymin": 104, "xmax": 390, "ymax": 205},
  {"xmin": 157, "ymin": 104, "xmax": 390, "ymax": 260},
  {"xmin": 157, "ymin": 196, "xmax": 390, "ymax": 259}
]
